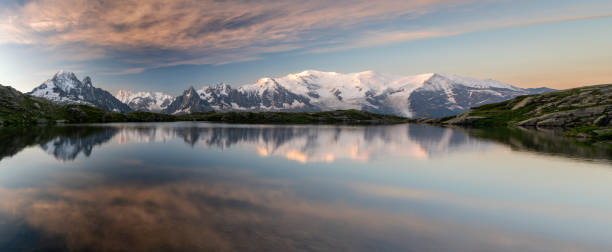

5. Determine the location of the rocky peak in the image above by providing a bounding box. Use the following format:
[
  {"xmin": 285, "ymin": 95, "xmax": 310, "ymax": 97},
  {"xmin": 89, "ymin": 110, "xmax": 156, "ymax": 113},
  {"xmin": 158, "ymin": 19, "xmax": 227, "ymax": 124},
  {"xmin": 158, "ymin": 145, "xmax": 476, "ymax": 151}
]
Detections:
[
  {"xmin": 203, "ymin": 83, "xmax": 232, "ymax": 95},
  {"xmin": 82, "ymin": 76, "xmax": 93, "ymax": 87},
  {"xmin": 185, "ymin": 86, "xmax": 198, "ymax": 97},
  {"xmin": 28, "ymin": 71, "xmax": 132, "ymax": 113},
  {"xmin": 53, "ymin": 70, "xmax": 78, "ymax": 80}
]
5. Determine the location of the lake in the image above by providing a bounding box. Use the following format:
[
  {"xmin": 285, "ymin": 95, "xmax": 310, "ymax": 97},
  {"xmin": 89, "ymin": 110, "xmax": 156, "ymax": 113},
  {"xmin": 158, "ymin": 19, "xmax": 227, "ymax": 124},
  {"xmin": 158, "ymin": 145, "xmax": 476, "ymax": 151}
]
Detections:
[{"xmin": 0, "ymin": 122, "xmax": 611, "ymax": 251}]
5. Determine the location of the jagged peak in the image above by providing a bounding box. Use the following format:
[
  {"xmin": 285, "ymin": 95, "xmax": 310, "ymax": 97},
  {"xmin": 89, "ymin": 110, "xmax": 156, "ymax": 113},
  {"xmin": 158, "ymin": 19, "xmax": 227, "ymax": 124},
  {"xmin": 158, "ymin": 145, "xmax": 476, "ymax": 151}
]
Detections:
[
  {"xmin": 421, "ymin": 72, "xmax": 519, "ymax": 91},
  {"xmin": 82, "ymin": 76, "xmax": 93, "ymax": 86},
  {"xmin": 53, "ymin": 70, "xmax": 78, "ymax": 79},
  {"xmin": 184, "ymin": 86, "xmax": 199, "ymax": 97},
  {"xmin": 210, "ymin": 82, "xmax": 231, "ymax": 89}
]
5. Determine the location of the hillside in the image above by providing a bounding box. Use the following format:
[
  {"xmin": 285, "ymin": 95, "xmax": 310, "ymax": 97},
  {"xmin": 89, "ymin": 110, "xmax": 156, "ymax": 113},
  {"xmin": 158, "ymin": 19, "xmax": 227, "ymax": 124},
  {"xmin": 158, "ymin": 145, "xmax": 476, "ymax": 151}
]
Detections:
[
  {"xmin": 1, "ymin": 84, "xmax": 174, "ymax": 125},
  {"xmin": 177, "ymin": 110, "xmax": 408, "ymax": 124},
  {"xmin": 436, "ymin": 84, "xmax": 612, "ymax": 141}
]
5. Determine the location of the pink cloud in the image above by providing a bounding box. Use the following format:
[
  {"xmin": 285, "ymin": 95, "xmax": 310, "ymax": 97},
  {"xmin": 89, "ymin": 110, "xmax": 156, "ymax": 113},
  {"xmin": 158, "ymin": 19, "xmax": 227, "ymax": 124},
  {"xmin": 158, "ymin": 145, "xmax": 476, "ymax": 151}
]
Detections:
[{"xmin": 0, "ymin": 0, "xmax": 478, "ymax": 66}]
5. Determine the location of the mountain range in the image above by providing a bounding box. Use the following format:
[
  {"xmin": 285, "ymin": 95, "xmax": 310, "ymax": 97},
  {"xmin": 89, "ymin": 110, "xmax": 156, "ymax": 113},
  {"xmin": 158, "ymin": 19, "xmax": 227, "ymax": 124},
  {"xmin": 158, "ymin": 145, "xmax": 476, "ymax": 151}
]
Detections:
[
  {"xmin": 28, "ymin": 70, "xmax": 554, "ymax": 118},
  {"xmin": 115, "ymin": 90, "xmax": 174, "ymax": 113}
]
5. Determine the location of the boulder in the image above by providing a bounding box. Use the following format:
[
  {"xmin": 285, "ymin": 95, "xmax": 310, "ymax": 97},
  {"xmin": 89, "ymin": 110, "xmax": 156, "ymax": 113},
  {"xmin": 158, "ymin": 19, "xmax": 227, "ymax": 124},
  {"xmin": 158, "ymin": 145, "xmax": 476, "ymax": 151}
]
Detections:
[
  {"xmin": 537, "ymin": 118, "xmax": 566, "ymax": 127},
  {"xmin": 511, "ymin": 97, "xmax": 533, "ymax": 110},
  {"xmin": 516, "ymin": 118, "xmax": 539, "ymax": 126},
  {"xmin": 576, "ymin": 133, "xmax": 591, "ymax": 138},
  {"xmin": 594, "ymin": 115, "xmax": 611, "ymax": 126},
  {"xmin": 594, "ymin": 128, "xmax": 612, "ymax": 135},
  {"xmin": 444, "ymin": 115, "xmax": 485, "ymax": 125}
]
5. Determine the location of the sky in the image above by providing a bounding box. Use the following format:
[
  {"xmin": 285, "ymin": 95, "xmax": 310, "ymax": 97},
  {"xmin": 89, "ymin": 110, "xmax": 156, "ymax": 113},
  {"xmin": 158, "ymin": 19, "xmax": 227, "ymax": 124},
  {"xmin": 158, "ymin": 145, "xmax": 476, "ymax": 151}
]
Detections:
[{"xmin": 0, "ymin": 0, "xmax": 611, "ymax": 95}]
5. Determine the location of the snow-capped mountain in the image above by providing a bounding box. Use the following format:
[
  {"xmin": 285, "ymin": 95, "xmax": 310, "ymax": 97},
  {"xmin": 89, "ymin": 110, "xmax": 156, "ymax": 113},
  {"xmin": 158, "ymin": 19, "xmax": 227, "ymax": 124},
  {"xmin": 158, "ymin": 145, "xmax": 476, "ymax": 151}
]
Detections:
[
  {"xmin": 162, "ymin": 86, "xmax": 213, "ymax": 114},
  {"xmin": 164, "ymin": 70, "xmax": 553, "ymax": 117},
  {"xmin": 116, "ymin": 90, "xmax": 175, "ymax": 112},
  {"xmin": 28, "ymin": 71, "xmax": 131, "ymax": 113},
  {"xmin": 31, "ymin": 70, "xmax": 552, "ymax": 117}
]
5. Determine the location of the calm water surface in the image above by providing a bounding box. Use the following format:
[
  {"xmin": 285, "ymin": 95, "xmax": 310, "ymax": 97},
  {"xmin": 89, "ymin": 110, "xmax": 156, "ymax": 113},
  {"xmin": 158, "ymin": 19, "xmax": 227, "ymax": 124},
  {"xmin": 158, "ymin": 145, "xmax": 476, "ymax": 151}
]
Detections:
[{"xmin": 0, "ymin": 122, "xmax": 611, "ymax": 251}]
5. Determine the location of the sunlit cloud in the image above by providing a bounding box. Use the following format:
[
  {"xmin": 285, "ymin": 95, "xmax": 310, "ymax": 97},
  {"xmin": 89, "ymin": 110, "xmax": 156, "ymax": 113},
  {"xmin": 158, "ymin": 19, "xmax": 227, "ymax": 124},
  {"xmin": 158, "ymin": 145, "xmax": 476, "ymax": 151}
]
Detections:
[
  {"xmin": 0, "ymin": 0, "xmax": 482, "ymax": 69},
  {"xmin": 3, "ymin": 0, "xmax": 610, "ymax": 68}
]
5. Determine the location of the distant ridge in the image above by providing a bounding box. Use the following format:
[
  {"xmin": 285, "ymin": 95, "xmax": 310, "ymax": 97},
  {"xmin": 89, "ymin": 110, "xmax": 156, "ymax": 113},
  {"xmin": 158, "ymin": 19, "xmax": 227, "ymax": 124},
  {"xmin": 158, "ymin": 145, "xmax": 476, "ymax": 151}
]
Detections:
[
  {"xmin": 29, "ymin": 70, "xmax": 554, "ymax": 117},
  {"xmin": 140, "ymin": 70, "xmax": 554, "ymax": 117},
  {"xmin": 116, "ymin": 90, "xmax": 174, "ymax": 113}
]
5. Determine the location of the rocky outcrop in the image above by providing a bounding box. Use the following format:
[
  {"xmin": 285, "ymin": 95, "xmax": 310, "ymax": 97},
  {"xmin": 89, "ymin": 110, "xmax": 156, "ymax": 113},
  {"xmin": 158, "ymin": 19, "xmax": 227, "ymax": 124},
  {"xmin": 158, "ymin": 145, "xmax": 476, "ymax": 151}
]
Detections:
[
  {"xmin": 443, "ymin": 112, "xmax": 485, "ymax": 125},
  {"xmin": 441, "ymin": 83, "xmax": 612, "ymax": 129},
  {"xmin": 516, "ymin": 105, "xmax": 612, "ymax": 127}
]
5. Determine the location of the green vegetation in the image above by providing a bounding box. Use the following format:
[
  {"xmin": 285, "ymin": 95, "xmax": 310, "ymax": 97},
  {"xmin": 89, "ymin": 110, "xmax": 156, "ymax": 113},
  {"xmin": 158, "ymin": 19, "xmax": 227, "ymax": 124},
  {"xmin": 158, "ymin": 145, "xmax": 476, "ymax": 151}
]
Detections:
[
  {"xmin": 462, "ymin": 98, "xmax": 538, "ymax": 127},
  {"xmin": 177, "ymin": 110, "xmax": 408, "ymax": 124},
  {"xmin": 433, "ymin": 83, "xmax": 612, "ymax": 143}
]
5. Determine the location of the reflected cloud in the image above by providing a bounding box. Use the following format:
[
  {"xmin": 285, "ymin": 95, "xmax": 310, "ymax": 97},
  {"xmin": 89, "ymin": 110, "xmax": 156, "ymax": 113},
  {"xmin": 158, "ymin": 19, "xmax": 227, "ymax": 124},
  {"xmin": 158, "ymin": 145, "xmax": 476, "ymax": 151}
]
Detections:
[
  {"xmin": 0, "ymin": 169, "xmax": 603, "ymax": 251},
  {"xmin": 1, "ymin": 123, "xmax": 611, "ymax": 251}
]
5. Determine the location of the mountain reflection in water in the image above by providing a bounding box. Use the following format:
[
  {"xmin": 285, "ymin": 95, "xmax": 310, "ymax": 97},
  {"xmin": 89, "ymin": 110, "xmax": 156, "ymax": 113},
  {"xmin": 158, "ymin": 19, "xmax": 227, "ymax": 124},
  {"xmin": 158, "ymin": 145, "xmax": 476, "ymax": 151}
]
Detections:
[
  {"xmin": 0, "ymin": 122, "xmax": 611, "ymax": 251},
  {"xmin": 2, "ymin": 122, "xmax": 609, "ymax": 163}
]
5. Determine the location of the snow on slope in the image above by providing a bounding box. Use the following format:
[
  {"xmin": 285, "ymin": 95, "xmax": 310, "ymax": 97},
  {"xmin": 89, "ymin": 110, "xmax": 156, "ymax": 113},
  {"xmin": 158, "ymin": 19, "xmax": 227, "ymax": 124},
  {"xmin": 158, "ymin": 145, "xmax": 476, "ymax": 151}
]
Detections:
[
  {"xmin": 29, "ymin": 70, "xmax": 94, "ymax": 105},
  {"xmin": 116, "ymin": 90, "xmax": 175, "ymax": 112},
  {"xmin": 207, "ymin": 70, "xmax": 540, "ymax": 117},
  {"xmin": 128, "ymin": 70, "xmax": 554, "ymax": 118},
  {"xmin": 28, "ymin": 71, "xmax": 131, "ymax": 112}
]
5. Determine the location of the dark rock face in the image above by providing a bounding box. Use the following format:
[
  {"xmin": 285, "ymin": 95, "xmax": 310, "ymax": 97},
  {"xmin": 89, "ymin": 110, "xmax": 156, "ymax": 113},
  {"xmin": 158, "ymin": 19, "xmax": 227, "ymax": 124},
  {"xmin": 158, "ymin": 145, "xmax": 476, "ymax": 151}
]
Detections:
[
  {"xmin": 127, "ymin": 97, "xmax": 157, "ymax": 111},
  {"xmin": 168, "ymin": 83, "xmax": 319, "ymax": 114},
  {"xmin": 28, "ymin": 71, "xmax": 131, "ymax": 113},
  {"xmin": 163, "ymin": 87, "xmax": 213, "ymax": 114},
  {"xmin": 166, "ymin": 75, "xmax": 552, "ymax": 117}
]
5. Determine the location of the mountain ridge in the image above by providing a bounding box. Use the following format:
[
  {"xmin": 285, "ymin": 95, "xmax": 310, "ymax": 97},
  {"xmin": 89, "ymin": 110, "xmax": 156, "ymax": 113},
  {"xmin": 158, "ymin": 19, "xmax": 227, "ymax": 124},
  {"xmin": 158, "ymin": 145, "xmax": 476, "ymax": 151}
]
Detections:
[
  {"xmin": 116, "ymin": 90, "xmax": 174, "ymax": 113},
  {"xmin": 156, "ymin": 70, "xmax": 554, "ymax": 117},
  {"xmin": 29, "ymin": 70, "xmax": 554, "ymax": 118}
]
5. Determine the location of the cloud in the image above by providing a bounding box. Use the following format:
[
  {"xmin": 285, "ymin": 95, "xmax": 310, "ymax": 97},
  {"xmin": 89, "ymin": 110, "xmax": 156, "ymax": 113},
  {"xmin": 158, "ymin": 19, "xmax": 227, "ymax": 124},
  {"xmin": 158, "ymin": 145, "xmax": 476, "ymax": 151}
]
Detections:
[
  {"xmin": 1, "ymin": 0, "xmax": 611, "ymax": 73},
  {"xmin": 0, "ymin": 174, "xmax": 602, "ymax": 251},
  {"xmin": 0, "ymin": 0, "xmax": 479, "ymax": 69}
]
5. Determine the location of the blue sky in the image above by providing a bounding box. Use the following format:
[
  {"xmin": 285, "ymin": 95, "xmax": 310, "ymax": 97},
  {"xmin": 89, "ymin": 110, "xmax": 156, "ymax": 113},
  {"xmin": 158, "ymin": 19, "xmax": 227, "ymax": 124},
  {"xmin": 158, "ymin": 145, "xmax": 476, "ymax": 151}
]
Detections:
[{"xmin": 0, "ymin": 0, "xmax": 611, "ymax": 95}]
